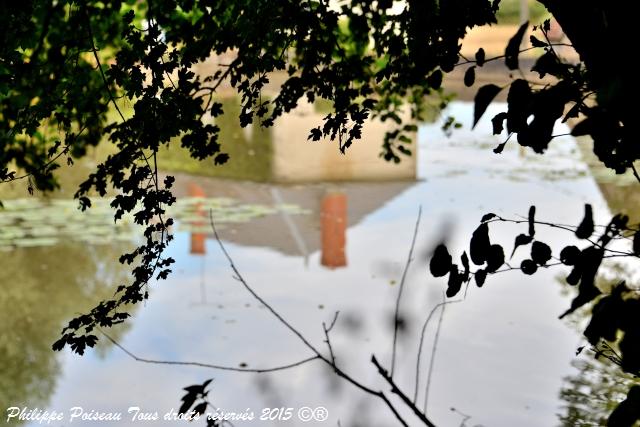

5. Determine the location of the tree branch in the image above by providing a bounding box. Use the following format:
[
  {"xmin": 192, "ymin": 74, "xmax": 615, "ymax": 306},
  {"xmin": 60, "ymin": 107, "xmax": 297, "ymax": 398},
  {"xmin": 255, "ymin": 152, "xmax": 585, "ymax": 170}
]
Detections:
[{"xmin": 391, "ymin": 206, "xmax": 422, "ymax": 377}]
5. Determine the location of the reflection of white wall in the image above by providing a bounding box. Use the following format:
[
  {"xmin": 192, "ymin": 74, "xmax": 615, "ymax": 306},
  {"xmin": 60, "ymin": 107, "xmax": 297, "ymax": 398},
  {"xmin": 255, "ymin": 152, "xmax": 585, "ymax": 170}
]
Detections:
[{"xmin": 272, "ymin": 100, "xmax": 417, "ymax": 182}]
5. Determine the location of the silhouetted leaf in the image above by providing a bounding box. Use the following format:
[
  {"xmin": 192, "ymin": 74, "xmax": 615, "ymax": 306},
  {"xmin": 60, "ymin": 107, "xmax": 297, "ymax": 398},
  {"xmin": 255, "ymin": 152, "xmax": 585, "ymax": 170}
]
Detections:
[
  {"xmin": 506, "ymin": 79, "xmax": 531, "ymax": 133},
  {"xmin": 560, "ymin": 245, "xmax": 581, "ymax": 265},
  {"xmin": 511, "ymin": 233, "xmax": 533, "ymax": 258},
  {"xmin": 464, "ymin": 66, "xmax": 476, "ymax": 87},
  {"xmin": 446, "ymin": 264, "xmax": 463, "ymax": 297},
  {"xmin": 473, "ymin": 84, "xmax": 503, "ymax": 128},
  {"xmin": 607, "ymin": 385, "xmax": 640, "ymax": 427},
  {"xmin": 193, "ymin": 402, "xmax": 208, "ymax": 417},
  {"xmin": 566, "ymin": 265, "xmax": 582, "ymax": 286},
  {"xmin": 528, "ymin": 206, "xmax": 536, "ymax": 237},
  {"xmin": 529, "ymin": 35, "xmax": 547, "ymax": 48},
  {"xmin": 427, "ymin": 70, "xmax": 443, "ymax": 90},
  {"xmin": 491, "ymin": 112, "xmax": 508, "ymax": 135},
  {"xmin": 470, "ymin": 223, "xmax": 491, "ymax": 265},
  {"xmin": 531, "ymin": 241, "xmax": 551, "ymax": 266},
  {"xmin": 214, "ymin": 153, "xmax": 229, "ymax": 165},
  {"xmin": 575, "ymin": 204, "xmax": 594, "ymax": 239},
  {"xmin": 461, "ymin": 252, "xmax": 470, "ymax": 281},
  {"xmin": 475, "ymin": 269, "xmax": 487, "ymax": 287},
  {"xmin": 562, "ymin": 102, "xmax": 581, "ymax": 123},
  {"xmin": 584, "ymin": 282, "xmax": 627, "ymax": 345},
  {"xmin": 178, "ymin": 393, "xmax": 197, "ymax": 415},
  {"xmin": 475, "ymin": 48, "xmax": 486, "ymax": 66},
  {"xmin": 559, "ymin": 247, "xmax": 603, "ymax": 319},
  {"xmin": 505, "ymin": 22, "xmax": 529, "ymax": 70},
  {"xmin": 430, "ymin": 244, "xmax": 453, "ymax": 277},
  {"xmin": 493, "ymin": 141, "xmax": 507, "ymax": 154},
  {"xmin": 520, "ymin": 259, "xmax": 537, "ymax": 275},
  {"xmin": 486, "ymin": 244, "xmax": 504, "ymax": 273},
  {"xmin": 481, "ymin": 213, "xmax": 496, "ymax": 222},
  {"xmin": 633, "ymin": 232, "xmax": 640, "ymax": 256},
  {"xmin": 532, "ymin": 51, "xmax": 565, "ymax": 78}
]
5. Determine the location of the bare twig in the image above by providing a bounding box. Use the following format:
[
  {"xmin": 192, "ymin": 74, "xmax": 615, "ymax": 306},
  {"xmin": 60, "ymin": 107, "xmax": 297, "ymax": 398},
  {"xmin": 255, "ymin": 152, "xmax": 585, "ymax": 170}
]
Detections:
[
  {"xmin": 391, "ymin": 206, "xmax": 422, "ymax": 377},
  {"xmin": 424, "ymin": 298, "xmax": 447, "ymax": 414},
  {"xmin": 413, "ymin": 298, "xmax": 462, "ymax": 403},
  {"xmin": 372, "ymin": 356, "xmax": 437, "ymax": 427},
  {"xmin": 209, "ymin": 210, "xmax": 426, "ymax": 427},
  {"xmin": 630, "ymin": 163, "xmax": 640, "ymax": 185},
  {"xmin": 99, "ymin": 329, "xmax": 320, "ymax": 373},
  {"xmin": 323, "ymin": 311, "xmax": 340, "ymax": 365}
]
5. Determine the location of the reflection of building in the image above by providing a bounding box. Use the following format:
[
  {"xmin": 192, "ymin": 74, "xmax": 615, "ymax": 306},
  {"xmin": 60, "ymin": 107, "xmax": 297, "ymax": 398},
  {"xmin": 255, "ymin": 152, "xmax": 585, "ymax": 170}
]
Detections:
[
  {"xmin": 321, "ymin": 191, "xmax": 347, "ymax": 268},
  {"xmin": 160, "ymin": 93, "xmax": 417, "ymax": 182},
  {"xmin": 270, "ymin": 99, "xmax": 417, "ymax": 182},
  {"xmin": 166, "ymin": 173, "xmax": 416, "ymax": 267},
  {"xmin": 188, "ymin": 183, "xmax": 207, "ymax": 255}
]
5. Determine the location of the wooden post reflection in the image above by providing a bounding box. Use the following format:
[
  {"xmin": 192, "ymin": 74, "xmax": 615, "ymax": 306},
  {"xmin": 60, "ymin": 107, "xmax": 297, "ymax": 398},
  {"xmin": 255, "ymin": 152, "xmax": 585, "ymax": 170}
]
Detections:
[
  {"xmin": 320, "ymin": 191, "xmax": 347, "ymax": 268},
  {"xmin": 188, "ymin": 183, "xmax": 206, "ymax": 255}
]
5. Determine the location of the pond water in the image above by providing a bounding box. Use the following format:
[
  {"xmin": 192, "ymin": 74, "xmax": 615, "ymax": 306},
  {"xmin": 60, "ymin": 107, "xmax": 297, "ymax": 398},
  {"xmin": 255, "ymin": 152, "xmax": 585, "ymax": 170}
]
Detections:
[{"xmin": 2, "ymin": 102, "xmax": 636, "ymax": 427}]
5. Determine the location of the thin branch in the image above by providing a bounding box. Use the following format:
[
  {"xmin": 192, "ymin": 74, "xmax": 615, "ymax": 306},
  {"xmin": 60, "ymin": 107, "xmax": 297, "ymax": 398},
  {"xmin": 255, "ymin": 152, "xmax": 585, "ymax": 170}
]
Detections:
[
  {"xmin": 323, "ymin": 311, "xmax": 340, "ymax": 365},
  {"xmin": 630, "ymin": 163, "xmax": 640, "ymax": 185},
  {"xmin": 413, "ymin": 299, "xmax": 462, "ymax": 403},
  {"xmin": 391, "ymin": 206, "xmax": 422, "ymax": 377},
  {"xmin": 100, "ymin": 329, "xmax": 320, "ymax": 373},
  {"xmin": 424, "ymin": 298, "xmax": 446, "ymax": 414},
  {"xmin": 209, "ymin": 210, "xmax": 420, "ymax": 427},
  {"xmin": 372, "ymin": 356, "xmax": 437, "ymax": 427}
]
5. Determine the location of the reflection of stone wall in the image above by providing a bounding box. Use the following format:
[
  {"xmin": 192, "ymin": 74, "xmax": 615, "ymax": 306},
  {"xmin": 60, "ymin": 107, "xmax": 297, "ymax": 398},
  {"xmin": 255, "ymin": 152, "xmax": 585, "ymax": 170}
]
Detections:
[{"xmin": 272, "ymin": 100, "xmax": 416, "ymax": 182}]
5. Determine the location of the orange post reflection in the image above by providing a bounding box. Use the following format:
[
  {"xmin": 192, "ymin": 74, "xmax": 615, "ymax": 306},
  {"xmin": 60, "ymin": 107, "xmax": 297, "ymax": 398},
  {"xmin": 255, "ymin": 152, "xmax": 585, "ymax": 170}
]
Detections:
[
  {"xmin": 188, "ymin": 183, "xmax": 206, "ymax": 255},
  {"xmin": 320, "ymin": 191, "xmax": 347, "ymax": 268}
]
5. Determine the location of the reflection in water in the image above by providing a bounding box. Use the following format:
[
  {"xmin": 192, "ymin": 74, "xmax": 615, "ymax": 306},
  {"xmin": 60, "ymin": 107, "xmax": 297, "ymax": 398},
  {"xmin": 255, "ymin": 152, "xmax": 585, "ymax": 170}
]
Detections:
[
  {"xmin": 321, "ymin": 191, "xmax": 347, "ymax": 269},
  {"xmin": 3, "ymin": 102, "xmax": 637, "ymax": 427},
  {"xmin": 158, "ymin": 96, "xmax": 416, "ymax": 182},
  {"xmin": 556, "ymin": 266, "xmax": 640, "ymax": 426},
  {"xmin": 0, "ymin": 243, "xmax": 131, "ymax": 419},
  {"xmin": 558, "ymin": 358, "xmax": 635, "ymax": 426},
  {"xmin": 188, "ymin": 183, "xmax": 207, "ymax": 256}
]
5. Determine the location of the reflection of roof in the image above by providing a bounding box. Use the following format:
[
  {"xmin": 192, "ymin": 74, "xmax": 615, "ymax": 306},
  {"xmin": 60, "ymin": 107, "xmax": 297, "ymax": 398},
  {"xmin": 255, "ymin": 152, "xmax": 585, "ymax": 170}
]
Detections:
[{"xmin": 163, "ymin": 172, "xmax": 417, "ymax": 257}]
